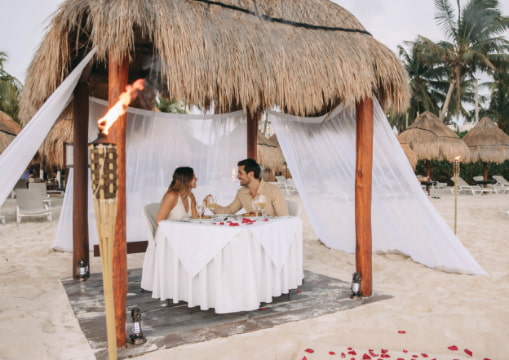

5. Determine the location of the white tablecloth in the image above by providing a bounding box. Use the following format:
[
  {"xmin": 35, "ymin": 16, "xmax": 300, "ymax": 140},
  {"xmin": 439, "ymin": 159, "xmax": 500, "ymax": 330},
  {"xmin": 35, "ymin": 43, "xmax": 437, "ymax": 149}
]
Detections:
[{"xmin": 142, "ymin": 216, "xmax": 303, "ymax": 313}]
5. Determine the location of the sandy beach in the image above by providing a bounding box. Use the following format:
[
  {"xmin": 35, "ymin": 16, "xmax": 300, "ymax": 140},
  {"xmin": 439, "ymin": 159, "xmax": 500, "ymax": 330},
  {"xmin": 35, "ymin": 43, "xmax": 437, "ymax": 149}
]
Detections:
[{"xmin": 1, "ymin": 188, "xmax": 508, "ymax": 360}]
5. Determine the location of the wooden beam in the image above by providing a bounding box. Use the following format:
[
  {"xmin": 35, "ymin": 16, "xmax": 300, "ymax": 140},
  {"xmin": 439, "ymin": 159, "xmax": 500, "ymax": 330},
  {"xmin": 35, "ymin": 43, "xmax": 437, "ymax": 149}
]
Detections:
[
  {"xmin": 72, "ymin": 81, "xmax": 90, "ymax": 279},
  {"xmin": 247, "ymin": 109, "xmax": 260, "ymax": 160},
  {"xmin": 93, "ymin": 241, "xmax": 148, "ymax": 257},
  {"xmin": 355, "ymin": 97, "xmax": 374, "ymax": 297},
  {"xmin": 108, "ymin": 55, "xmax": 129, "ymax": 347}
]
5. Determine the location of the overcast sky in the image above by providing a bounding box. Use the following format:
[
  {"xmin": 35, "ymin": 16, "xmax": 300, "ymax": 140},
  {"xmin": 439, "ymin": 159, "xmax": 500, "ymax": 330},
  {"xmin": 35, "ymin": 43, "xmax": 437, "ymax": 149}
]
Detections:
[{"xmin": 1, "ymin": 0, "xmax": 508, "ymax": 84}]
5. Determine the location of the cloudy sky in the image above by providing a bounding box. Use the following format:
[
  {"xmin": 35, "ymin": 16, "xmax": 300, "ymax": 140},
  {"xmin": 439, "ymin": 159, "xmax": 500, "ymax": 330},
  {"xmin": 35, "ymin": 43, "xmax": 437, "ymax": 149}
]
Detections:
[{"xmin": 1, "ymin": 0, "xmax": 508, "ymax": 84}]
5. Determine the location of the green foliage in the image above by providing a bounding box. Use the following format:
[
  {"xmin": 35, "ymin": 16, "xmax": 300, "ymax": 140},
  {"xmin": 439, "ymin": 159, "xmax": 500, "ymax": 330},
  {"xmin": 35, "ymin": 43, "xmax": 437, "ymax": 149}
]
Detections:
[
  {"xmin": 0, "ymin": 51, "xmax": 22, "ymax": 123},
  {"xmin": 155, "ymin": 97, "xmax": 187, "ymax": 114},
  {"xmin": 415, "ymin": 159, "xmax": 509, "ymax": 184}
]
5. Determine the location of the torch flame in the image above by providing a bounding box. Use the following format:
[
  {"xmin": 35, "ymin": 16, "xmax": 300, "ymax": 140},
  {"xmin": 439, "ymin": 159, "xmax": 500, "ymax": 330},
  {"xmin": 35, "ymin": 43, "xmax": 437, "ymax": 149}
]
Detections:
[
  {"xmin": 454, "ymin": 155, "xmax": 461, "ymax": 162},
  {"xmin": 97, "ymin": 79, "xmax": 145, "ymax": 135}
]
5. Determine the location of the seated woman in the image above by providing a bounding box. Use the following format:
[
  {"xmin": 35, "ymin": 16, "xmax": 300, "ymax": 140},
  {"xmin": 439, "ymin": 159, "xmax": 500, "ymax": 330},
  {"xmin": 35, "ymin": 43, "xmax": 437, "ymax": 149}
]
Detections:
[{"xmin": 156, "ymin": 166, "xmax": 198, "ymax": 222}]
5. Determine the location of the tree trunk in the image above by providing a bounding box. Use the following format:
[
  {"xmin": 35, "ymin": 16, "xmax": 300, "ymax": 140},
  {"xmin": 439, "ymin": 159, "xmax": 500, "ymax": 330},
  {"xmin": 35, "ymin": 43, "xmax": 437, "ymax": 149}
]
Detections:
[{"xmin": 440, "ymin": 81, "xmax": 455, "ymax": 122}]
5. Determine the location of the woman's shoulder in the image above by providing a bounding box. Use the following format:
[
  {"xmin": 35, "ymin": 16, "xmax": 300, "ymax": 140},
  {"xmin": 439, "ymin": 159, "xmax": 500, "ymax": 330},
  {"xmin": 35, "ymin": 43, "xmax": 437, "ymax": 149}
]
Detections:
[{"xmin": 162, "ymin": 191, "xmax": 179, "ymax": 201}]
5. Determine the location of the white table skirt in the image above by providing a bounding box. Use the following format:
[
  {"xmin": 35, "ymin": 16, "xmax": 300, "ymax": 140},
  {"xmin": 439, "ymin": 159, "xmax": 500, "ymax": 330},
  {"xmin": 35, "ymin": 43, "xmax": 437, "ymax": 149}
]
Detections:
[{"xmin": 142, "ymin": 217, "xmax": 303, "ymax": 314}]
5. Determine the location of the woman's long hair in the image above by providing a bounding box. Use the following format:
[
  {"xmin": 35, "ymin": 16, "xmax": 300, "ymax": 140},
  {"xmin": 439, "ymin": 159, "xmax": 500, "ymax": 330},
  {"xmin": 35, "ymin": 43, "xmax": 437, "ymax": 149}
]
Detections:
[{"xmin": 167, "ymin": 167, "xmax": 195, "ymax": 194}]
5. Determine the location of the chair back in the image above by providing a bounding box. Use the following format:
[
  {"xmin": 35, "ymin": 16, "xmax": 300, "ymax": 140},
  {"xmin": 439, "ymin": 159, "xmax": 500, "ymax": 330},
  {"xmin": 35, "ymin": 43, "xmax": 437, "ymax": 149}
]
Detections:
[
  {"xmin": 14, "ymin": 179, "xmax": 28, "ymax": 190},
  {"xmin": 29, "ymin": 182, "xmax": 47, "ymax": 196},
  {"xmin": 16, "ymin": 189, "xmax": 45, "ymax": 210},
  {"xmin": 493, "ymin": 175, "xmax": 509, "ymax": 186},
  {"xmin": 286, "ymin": 199, "xmax": 301, "ymax": 217},
  {"xmin": 473, "ymin": 175, "xmax": 483, "ymax": 182},
  {"xmin": 143, "ymin": 203, "xmax": 160, "ymax": 238},
  {"xmin": 275, "ymin": 175, "xmax": 287, "ymax": 184}
]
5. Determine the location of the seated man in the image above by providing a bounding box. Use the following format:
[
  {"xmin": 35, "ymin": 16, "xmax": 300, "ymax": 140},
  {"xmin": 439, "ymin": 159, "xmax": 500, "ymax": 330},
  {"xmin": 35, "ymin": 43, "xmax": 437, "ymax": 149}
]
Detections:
[{"xmin": 205, "ymin": 158, "xmax": 288, "ymax": 216}]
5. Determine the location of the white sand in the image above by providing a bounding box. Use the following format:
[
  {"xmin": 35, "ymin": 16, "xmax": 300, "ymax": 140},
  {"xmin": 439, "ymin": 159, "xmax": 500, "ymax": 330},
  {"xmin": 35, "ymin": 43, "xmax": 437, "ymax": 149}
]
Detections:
[{"xmin": 1, "ymin": 190, "xmax": 508, "ymax": 360}]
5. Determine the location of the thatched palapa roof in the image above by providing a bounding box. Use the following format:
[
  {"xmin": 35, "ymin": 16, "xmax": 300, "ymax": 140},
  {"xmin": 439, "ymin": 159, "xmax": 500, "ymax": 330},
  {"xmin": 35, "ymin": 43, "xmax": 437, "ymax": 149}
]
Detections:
[
  {"xmin": 0, "ymin": 111, "xmax": 22, "ymax": 154},
  {"xmin": 462, "ymin": 117, "xmax": 509, "ymax": 164},
  {"xmin": 257, "ymin": 133, "xmax": 286, "ymax": 177},
  {"xmin": 398, "ymin": 111, "xmax": 470, "ymax": 162},
  {"xmin": 20, "ymin": 0, "xmax": 410, "ymax": 128}
]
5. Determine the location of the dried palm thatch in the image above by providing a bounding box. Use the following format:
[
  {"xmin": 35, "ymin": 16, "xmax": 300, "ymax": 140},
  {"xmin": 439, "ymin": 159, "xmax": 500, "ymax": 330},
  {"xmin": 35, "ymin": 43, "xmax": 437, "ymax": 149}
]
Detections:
[
  {"xmin": 38, "ymin": 106, "xmax": 74, "ymax": 168},
  {"xmin": 19, "ymin": 0, "xmax": 410, "ymax": 127},
  {"xmin": 398, "ymin": 137, "xmax": 417, "ymax": 170},
  {"xmin": 257, "ymin": 133, "xmax": 286, "ymax": 180},
  {"xmin": 462, "ymin": 117, "xmax": 509, "ymax": 164},
  {"xmin": 398, "ymin": 111, "xmax": 470, "ymax": 163},
  {"xmin": 0, "ymin": 111, "xmax": 22, "ymax": 153}
]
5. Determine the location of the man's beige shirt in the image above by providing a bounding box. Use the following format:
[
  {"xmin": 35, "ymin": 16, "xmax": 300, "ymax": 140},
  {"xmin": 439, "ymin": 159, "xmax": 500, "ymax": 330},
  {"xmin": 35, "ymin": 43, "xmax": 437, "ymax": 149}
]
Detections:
[{"xmin": 214, "ymin": 180, "xmax": 288, "ymax": 216}]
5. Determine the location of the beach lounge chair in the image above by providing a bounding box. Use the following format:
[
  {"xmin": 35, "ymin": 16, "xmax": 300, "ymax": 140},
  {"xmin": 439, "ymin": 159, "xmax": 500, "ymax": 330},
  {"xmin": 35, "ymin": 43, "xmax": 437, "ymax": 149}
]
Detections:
[
  {"xmin": 16, "ymin": 189, "xmax": 52, "ymax": 224},
  {"xmin": 141, "ymin": 202, "xmax": 160, "ymax": 292},
  {"xmin": 29, "ymin": 182, "xmax": 52, "ymax": 206},
  {"xmin": 0, "ymin": 214, "xmax": 5, "ymax": 224},
  {"xmin": 450, "ymin": 176, "xmax": 491, "ymax": 195},
  {"xmin": 275, "ymin": 175, "xmax": 288, "ymax": 191},
  {"xmin": 492, "ymin": 175, "xmax": 509, "ymax": 194},
  {"xmin": 285, "ymin": 178, "xmax": 298, "ymax": 195}
]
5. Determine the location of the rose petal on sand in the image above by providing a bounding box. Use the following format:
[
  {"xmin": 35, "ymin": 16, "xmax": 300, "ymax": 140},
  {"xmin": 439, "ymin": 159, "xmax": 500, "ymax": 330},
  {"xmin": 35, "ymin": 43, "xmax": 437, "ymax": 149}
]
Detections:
[
  {"xmin": 398, "ymin": 330, "xmax": 406, "ymax": 334},
  {"xmin": 362, "ymin": 354, "xmax": 371, "ymax": 359},
  {"xmin": 464, "ymin": 349, "xmax": 472, "ymax": 356},
  {"xmin": 329, "ymin": 351, "xmax": 336, "ymax": 355},
  {"xmin": 448, "ymin": 345, "xmax": 459, "ymax": 351},
  {"xmin": 305, "ymin": 348, "xmax": 314, "ymax": 354}
]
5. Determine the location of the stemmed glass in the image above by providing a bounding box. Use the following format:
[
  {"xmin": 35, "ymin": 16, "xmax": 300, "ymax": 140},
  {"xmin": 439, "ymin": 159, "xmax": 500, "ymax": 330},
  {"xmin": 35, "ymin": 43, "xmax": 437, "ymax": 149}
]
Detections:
[
  {"xmin": 206, "ymin": 195, "xmax": 217, "ymax": 215},
  {"xmin": 254, "ymin": 194, "xmax": 267, "ymax": 219},
  {"xmin": 196, "ymin": 202, "xmax": 205, "ymax": 219}
]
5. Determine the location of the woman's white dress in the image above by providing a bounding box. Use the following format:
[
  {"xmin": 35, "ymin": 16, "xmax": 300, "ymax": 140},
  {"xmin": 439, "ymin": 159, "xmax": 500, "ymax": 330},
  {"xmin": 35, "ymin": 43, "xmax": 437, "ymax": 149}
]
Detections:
[{"xmin": 166, "ymin": 195, "xmax": 192, "ymax": 220}]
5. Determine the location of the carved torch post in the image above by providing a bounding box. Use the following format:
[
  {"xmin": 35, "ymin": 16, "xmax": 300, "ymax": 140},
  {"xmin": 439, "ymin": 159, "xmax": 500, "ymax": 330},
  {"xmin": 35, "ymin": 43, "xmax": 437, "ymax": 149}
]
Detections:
[
  {"xmin": 453, "ymin": 156, "xmax": 461, "ymax": 235},
  {"xmin": 89, "ymin": 139, "xmax": 118, "ymax": 360}
]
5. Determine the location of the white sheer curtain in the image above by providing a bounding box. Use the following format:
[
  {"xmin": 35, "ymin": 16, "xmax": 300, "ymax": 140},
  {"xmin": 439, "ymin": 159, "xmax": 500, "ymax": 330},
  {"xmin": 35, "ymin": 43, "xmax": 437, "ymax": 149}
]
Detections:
[
  {"xmin": 0, "ymin": 49, "xmax": 96, "ymax": 207},
  {"xmin": 53, "ymin": 99, "xmax": 246, "ymax": 250},
  {"xmin": 269, "ymin": 100, "xmax": 486, "ymax": 275}
]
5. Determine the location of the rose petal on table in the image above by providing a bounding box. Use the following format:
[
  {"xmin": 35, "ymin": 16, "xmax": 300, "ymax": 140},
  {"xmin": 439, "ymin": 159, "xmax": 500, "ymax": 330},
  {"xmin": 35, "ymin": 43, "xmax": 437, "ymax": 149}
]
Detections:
[
  {"xmin": 448, "ymin": 345, "xmax": 458, "ymax": 351},
  {"xmin": 305, "ymin": 348, "xmax": 314, "ymax": 354},
  {"xmin": 228, "ymin": 222, "xmax": 239, "ymax": 226},
  {"xmin": 464, "ymin": 349, "xmax": 472, "ymax": 356}
]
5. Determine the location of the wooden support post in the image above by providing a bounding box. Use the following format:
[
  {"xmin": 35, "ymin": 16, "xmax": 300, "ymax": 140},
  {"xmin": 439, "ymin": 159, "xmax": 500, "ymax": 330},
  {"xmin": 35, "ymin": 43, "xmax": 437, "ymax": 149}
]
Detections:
[
  {"xmin": 72, "ymin": 81, "xmax": 90, "ymax": 279},
  {"xmin": 355, "ymin": 97, "xmax": 374, "ymax": 297},
  {"xmin": 247, "ymin": 109, "xmax": 260, "ymax": 160},
  {"xmin": 108, "ymin": 55, "xmax": 129, "ymax": 347}
]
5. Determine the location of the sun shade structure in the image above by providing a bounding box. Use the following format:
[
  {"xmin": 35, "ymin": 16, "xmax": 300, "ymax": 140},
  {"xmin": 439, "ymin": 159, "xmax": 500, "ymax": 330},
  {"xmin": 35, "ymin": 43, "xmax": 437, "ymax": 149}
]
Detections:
[
  {"xmin": 462, "ymin": 116, "xmax": 509, "ymax": 181},
  {"xmin": 463, "ymin": 117, "xmax": 509, "ymax": 164},
  {"xmin": 0, "ymin": 111, "xmax": 22, "ymax": 154},
  {"xmin": 398, "ymin": 137, "xmax": 417, "ymax": 170},
  {"xmin": 398, "ymin": 111, "xmax": 470, "ymax": 179},
  {"xmin": 17, "ymin": 0, "xmax": 411, "ymax": 349},
  {"xmin": 19, "ymin": 0, "xmax": 409, "ymax": 125}
]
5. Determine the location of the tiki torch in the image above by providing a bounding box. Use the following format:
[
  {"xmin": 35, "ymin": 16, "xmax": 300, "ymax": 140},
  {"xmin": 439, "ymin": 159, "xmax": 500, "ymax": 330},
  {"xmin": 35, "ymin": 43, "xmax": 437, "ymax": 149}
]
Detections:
[
  {"xmin": 89, "ymin": 138, "xmax": 119, "ymax": 360},
  {"xmin": 453, "ymin": 156, "xmax": 461, "ymax": 235},
  {"xmin": 90, "ymin": 78, "xmax": 145, "ymax": 359}
]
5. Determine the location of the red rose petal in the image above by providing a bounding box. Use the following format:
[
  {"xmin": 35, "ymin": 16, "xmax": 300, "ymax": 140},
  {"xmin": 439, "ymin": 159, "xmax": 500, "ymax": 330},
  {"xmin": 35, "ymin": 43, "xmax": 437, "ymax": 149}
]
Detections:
[
  {"xmin": 258, "ymin": 307, "xmax": 266, "ymax": 311},
  {"xmin": 341, "ymin": 352, "xmax": 346, "ymax": 358},
  {"xmin": 362, "ymin": 354, "xmax": 371, "ymax": 360},
  {"xmin": 448, "ymin": 345, "xmax": 459, "ymax": 351},
  {"xmin": 329, "ymin": 351, "xmax": 336, "ymax": 355},
  {"xmin": 301, "ymin": 357, "xmax": 307, "ymax": 360},
  {"xmin": 464, "ymin": 349, "xmax": 472, "ymax": 356},
  {"xmin": 421, "ymin": 354, "xmax": 429, "ymax": 358},
  {"xmin": 403, "ymin": 350, "xmax": 408, "ymax": 353},
  {"xmin": 348, "ymin": 350, "xmax": 357, "ymax": 355},
  {"xmin": 398, "ymin": 330, "xmax": 406, "ymax": 334},
  {"xmin": 305, "ymin": 349, "xmax": 314, "ymax": 354}
]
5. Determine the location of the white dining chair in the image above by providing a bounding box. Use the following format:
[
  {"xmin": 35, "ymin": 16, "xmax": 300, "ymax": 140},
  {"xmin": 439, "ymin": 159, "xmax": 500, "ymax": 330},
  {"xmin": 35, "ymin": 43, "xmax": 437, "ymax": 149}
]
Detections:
[
  {"xmin": 286, "ymin": 199, "xmax": 301, "ymax": 217},
  {"xmin": 141, "ymin": 202, "xmax": 160, "ymax": 292}
]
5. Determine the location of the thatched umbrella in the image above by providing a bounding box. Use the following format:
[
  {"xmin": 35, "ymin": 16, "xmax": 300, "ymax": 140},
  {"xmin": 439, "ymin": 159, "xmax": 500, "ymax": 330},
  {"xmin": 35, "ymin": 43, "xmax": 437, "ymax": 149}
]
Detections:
[
  {"xmin": 257, "ymin": 133, "xmax": 287, "ymax": 181},
  {"xmin": 19, "ymin": 0, "xmax": 409, "ymax": 126},
  {"xmin": 463, "ymin": 116, "xmax": 509, "ymax": 180},
  {"xmin": 398, "ymin": 111, "xmax": 470, "ymax": 179},
  {"xmin": 0, "ymin": 111, "xmax": 22, "ymax": 153}
]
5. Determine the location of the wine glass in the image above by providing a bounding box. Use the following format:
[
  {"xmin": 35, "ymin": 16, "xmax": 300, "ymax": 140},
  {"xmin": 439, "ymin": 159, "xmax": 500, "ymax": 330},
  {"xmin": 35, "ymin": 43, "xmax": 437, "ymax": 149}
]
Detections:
[
  {"xmin": 196, "ymin": 202, "xmax": 205, "ymax": 219},
  {"xmin": 255, "ymin": 194, "xmax": 267, "ymax": 218},
  {"xmin": 206, "ymin": 195, "xmax": 217, "ymax": 214}
]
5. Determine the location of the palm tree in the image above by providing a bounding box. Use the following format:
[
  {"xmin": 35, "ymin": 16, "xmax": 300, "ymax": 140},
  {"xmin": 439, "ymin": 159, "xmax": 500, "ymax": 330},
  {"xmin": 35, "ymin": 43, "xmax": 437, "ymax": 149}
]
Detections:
[
  {"xmin": 486, "ymin": 65, "xmax": 509, "ymax": 134},
  {"xmin": 418, "ymin": 0, "xmax": 509, "ymax": 122},
  {"xmin": 0, "ymin": 51, "xmax": 22, "ymax": 123}
]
